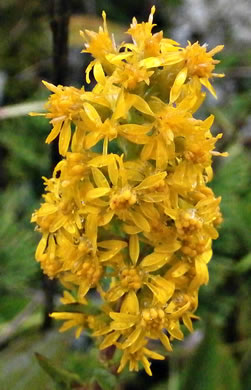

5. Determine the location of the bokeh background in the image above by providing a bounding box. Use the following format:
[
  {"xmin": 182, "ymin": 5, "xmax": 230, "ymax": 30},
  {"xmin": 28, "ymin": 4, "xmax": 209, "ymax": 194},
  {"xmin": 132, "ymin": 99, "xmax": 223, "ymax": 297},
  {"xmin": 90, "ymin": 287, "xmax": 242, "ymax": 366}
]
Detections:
[{"xmin": 0, "ymin": 1, "xmax": 251, "ymax": 389}]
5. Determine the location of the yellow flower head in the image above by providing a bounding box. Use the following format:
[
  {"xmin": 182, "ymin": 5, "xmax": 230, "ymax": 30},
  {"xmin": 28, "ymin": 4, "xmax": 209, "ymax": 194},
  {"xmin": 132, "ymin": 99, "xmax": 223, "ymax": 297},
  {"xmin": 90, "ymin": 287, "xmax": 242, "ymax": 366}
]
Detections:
[
  {"xmin": 127, "ymin": 6, "xmax": 157, "ymax": 52},
  {"xmin": 81, "ymin": 11, "xmax": 116, "ymax": 61},
  {"xmin": 31, "ymin": 7, "xmax": 226, "ymax": 376},
  {"xmin": 170, "ymin": 41, "xmax": 224, "ymax": 102}
]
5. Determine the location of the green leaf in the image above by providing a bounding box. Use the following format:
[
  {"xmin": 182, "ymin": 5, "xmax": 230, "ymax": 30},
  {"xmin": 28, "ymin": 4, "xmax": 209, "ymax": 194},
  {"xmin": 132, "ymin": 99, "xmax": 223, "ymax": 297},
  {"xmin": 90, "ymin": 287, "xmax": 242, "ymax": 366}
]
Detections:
[
  {"xmin": 235, "ymin": 253, "xmax": 251, "ymax": 273},
  {"xmin": 92, "ymin": 367, "xmax": 117, "ymax": 390},
  {"xmin": 219, "ymin": 346, "xmax": 241, "ymax": 390},
  {"xmin": 35, "ymin": 353, "xmax": 83, "ymax": 390},
  {"xmin": 180, "ymin": 323, "xmax": 241, "ymax": 390}
]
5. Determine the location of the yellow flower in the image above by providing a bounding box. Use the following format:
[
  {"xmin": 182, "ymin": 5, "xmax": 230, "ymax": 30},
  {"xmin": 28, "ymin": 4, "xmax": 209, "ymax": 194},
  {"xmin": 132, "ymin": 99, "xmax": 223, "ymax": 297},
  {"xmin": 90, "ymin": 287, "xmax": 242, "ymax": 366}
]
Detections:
[
  {"xmin": 86, "ymin": 154, "xmax": 169, "ymax": 233},
  {"xmin": 50, "ymin": 311, "xmax": 87, "ymax": 338},
  {"xmin": 98, "ymin": 291, "xmax": 182, "ymax": 356},
  {"xmin": 170, "ymin": 41, "xmax": 224, "ymax": 103},
  {"xmin": 105, "ymin": 234, "xmax": 175, "ymax": 305},
  {"xmin": 30, "ymin": 82, "xmax": 83, "ymax": 156},
  {"xmin": 126, "ymin": 6, "xmax": 157, "ymax": 53},
  {"xmin": 81, "ymin": 11, "xmax": 116, "ymax": 78},
  {"xmin": 31, "ymin": 7, "xmax": 226, "ymax": 376},
  {"xmin": 117, "ymin": 339, "xmax": 165, "ymax": 376}
]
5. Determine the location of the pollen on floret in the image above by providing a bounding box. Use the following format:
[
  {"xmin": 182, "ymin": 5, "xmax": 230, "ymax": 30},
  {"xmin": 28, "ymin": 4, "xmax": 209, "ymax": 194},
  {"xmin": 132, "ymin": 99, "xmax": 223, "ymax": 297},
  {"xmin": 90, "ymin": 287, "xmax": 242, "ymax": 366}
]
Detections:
[
  {"xmin": 77, "ymin": 260, "xmax": 103, "ymax": 286},
  {"xmin": 110, "ymin": 188, "xmax": 137, "ymax": 210},
  {"xmin": 120, "ymin": 267, "xmax": 143, "ymax": 290},
  {"xmin": 176, "ymin": 209, "xmax": 203, "ymax": 237},
  {"xmin": 141, "ymin": 308, "xmax": 165, "ymax": 330},
  {"xmin": 184, "ymin": 41, "xmax": 223, "ymax": 79}
]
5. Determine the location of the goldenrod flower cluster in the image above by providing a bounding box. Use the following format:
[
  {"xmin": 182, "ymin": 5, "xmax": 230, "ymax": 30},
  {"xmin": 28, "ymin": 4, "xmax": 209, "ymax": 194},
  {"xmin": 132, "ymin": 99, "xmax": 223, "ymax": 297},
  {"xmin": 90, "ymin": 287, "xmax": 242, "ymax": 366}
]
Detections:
[{"xmin": 31, "ymin": 7, "xmax": 226, "ymax": 376}]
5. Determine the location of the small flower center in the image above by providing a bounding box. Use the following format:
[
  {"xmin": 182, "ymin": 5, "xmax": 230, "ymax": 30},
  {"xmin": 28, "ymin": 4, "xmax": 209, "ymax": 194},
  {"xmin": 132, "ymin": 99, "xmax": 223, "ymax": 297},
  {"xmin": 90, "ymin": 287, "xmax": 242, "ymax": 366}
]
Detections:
[
  {"xmin": 77, "ymin": 260, "xmax": 102, "ymax": 286},
  {"xmin": 184, "ymin": 149, "xmax": 207, "ymax": 164},
  {"xmin": 176, "ymin": 210, "xmax": 203, "ymax": 237},
  {"xmin": 120, "ymin": 267, "xmax": 142, "ymax": 290},
  {"xmin": 141, "ymin": 308, "xmax": 165, "ymax": 331},
  {"xmin": 110, "ymin": 188, "xmax": 137, "ymax": 210},
  {"xmin": 181, "ymin": 238, "xmax": 207, "ymax": 257}
]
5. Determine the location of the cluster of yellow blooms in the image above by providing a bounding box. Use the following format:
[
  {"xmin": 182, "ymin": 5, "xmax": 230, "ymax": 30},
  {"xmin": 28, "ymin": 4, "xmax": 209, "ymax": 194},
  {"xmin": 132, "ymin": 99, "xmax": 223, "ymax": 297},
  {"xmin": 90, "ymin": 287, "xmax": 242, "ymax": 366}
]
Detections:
[{"xmin": 31, "ymin": 7, "xmax": 226, "ymax": 376}]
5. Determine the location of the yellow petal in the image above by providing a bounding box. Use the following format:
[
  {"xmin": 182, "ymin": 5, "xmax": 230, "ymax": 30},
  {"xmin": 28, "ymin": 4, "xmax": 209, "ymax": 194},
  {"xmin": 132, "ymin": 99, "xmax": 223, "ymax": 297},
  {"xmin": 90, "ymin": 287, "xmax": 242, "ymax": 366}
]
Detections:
[
  {"xmin": 86, "ymin": 187, "xmax": 110, "ymax": 200},
  {"xmin": 159, "ymin": 332, "xmax": 172, "ymax": 351},
  {"xmin": 123, "ymin": 133, "xmax": 149, "ymax": 145},
  {"xmin": 170, "ymin": 66, "xmax": 187, "ymax": 103},
  {"xmin": 139, "ymin": 203, "xmax": 160, "ymax": 220},
  {"xmin": 108, "ymin": 157, "xmax": 119, "ymax": 186},
  {"xmin": 45, "ymin": 121, "xmax": 62, "ymax": 144},
  {"xmin": 129, "ymin": 235, "xmax": 139, "ymax": 264},
  {"xmin": 182, "ymin": 313, "xmax": 194, "ymax": 332},
  {"xmin": 49, "ymin": 214, "xmax": 68, "ymax": 232},
  {"xmin": 144, "ymin": 349, "xmax": 165, "ymax": 360},
  {"xmin": 98, "ymin": 210, "xmax": 114, "ymax": 226},
  {"xmin": 60, "ymin": 291, "xmax": 77, "ymax": 305},
  {"xmin": 155, "ymin": 240, "xmax": 181, "ymax": 253},
  {"xmin": 141, "ymin": 141, "xmax": 154, "ymax": 161},
  {"xmin": 81, "ymin": 91, "xmax": 110, "ymax": 108},
  {"xmin": 106, "ymin": 285, "xmax": 125, "ymax": 302},
  {"xmin": 169, "ymin": 262, "xmax": 190, "ymax": 278},
  {"xmin": 120, "ymin": 291, "xmax": 139, "ymax": 314},
  {"xmin": 208, "ymin": 44, "xmax": 224, "ymax": 56},
  {"xmin": 134, "ymin": 172, "xmax": 166, "ymax": 191},
  {"xmin": 91, "ymin": 167, "xmax": 110, "ymax": 188},
  {"xmin": 142, "ymin": 193, "xmax": 167, "ymax": 202},
  {"xmin": 59, "ymin": 321, "xmax": 76, "ymax": 333},
  {"xmin": 37, "ymin": 203, "xmax": 58, "ymax": 216},
  {"xmin": 98, "ymin": 240, "xmax": 127, "ymax": 249},
  {"xmin": 129, "ymin": 94, "xmax": 154, "ymax": 116},
  {"xmin": 140, "ymin": 253, "xmax": 169, "ymax": 272},
  {"xmin": 99, "ymin": 331, "xmax": 120, "ymax": 349},
  {"xmin": 203, "ymin": 114, "xmax": 214, "ymax": 129},
  {"xmin": 111, "ymin": 321, "xmax": 134, "ymax": 330},
  {"xmin": 83, "ymin": 102, "xmax": 102, "ymax": 124},
  {"xmin": 59, "ymin": 120, "xmax": 71, "ymax": 156},
  {"xmin": 198, "ymin": 249, "xmax": 213, "ymax": 264},
  {"xmin": 93, "ymin": 62, "xmax": 106, "ymax": 85},
  {"xmin": 168, "ymin": 324, "xmax": 184, "ymax": 340},
  {"xmin": 162, "ymin": 53, "xmax": 184, "ymax": 66},
  {"xmin": 78, "ymin": 280, "xmax": 90, "ymax": 301},
  {"xmin": 121, "ymin": 327, "xmax": 142, "ymax": 349},
  {"xmin": 146, "ymin": 282, "xmax": 168, "ymax": 304},
  {"xmin": 200, "ymin": 77, "xmax": 217, "ymax": 98},
  {"xmin": 85, "ymin": 213, "xmax": 98, "ymax": 251},
  {"xmin": 142, "ymin": 356, "xmax": 152, "ymax": 376},
  {"xmin": 88, "ymin": 154, "xmax": 113, "ymax": 167},
  {"xmin": 42, "ymin": 80, "xmax": 58, "ymax": 93},
  {"xmin": 35, "ymin": 233, "xmax": 48, "ymax": 260},
  {"xmin": 118, "ymin": 123, "xmax": 152, "ymax": 135},
  {"xmin": 130, "ymin": 210, "xmax": 150, "ymax": 232},
  {"xmin": 50, "ymin": 312, "xmax": 75, "ymax": 320},
  {"xmin": 85, "ymin": 59, "xmax": 96, "ymax": 84},
  {"xmin": 106, "ymin": 52, "xmax": 133, "ymax": 64},
  {"xmin": 75, "ymin": 326, "xmax": 84, "ymax": 339},
  {"xmin": 112, "ymin": 88, "xmax": 127, "ymax": 121},
  {"xmin": 151, "ymin": 276, "xmax": 175, "ymax": 299},
  {"xmin": 139, "ymin": 56, "xmax": 164, "ymax": 68},
  {"xmin": 195, "ymin": 258, "xmax": 209, "ymax": 285}
]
